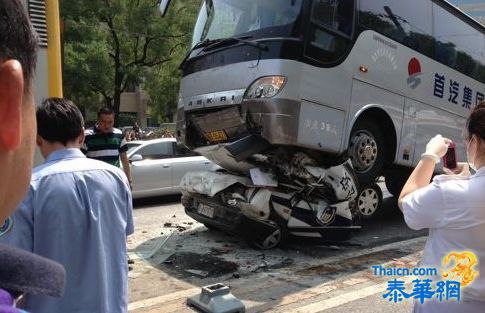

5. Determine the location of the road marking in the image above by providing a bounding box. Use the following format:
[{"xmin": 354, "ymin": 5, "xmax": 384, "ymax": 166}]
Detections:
[
  {"xmin": 247, "ymin": 252, "xmax": 420, "ymax": 313},
  {"xmin": 128, "ymin": 287, "xmax": 199, "ymax": 311},
  {"xmin": 128, "ymin": 236, "xmax": 426, "ymax": 311},
  {"xmin": 288, "ymin": 236, "xmax": 426, "ymax": 272},
  {"xmin": 276, "ymin": 276, "xmax": 414, "ymax": 313},
  {"xmin": 266, "ymin": 275, "xmax": 375, "ymax": 309}
]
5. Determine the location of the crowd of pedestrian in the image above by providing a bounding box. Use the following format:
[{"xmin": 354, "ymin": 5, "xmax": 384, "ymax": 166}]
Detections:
[
  {"xmin": 0, "ymin": 1, "xmax": 67, "ymax": 311},
  {"xmin": 0, "ymin": 2, "xmax": 133, "ymax": 313},
  {"xmin": 123, "ymin": 126, "xmax": 174, "ymax": 142},
  {"xmin": 2, "ymin": 99, "xmax": 133, "ymax": 313}
]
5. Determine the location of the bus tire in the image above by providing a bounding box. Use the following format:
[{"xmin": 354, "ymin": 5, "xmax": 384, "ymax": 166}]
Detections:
[
  {"xmin": 384, "ymin": 166, "xmax": 412, "ymax": 197},
  {"xmin": 349, "ymin": 119, "xmax": 386, "ymax": 187}
]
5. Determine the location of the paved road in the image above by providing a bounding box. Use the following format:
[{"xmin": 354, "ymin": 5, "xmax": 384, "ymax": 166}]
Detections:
[{"xmin": 127, "ymin": 189, "xmax": 427, "ymax": 313}]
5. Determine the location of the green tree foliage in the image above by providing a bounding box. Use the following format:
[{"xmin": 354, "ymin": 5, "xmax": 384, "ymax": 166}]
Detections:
[
  {"xmin": 144, "ymin": 1, "xmax": 200, "ymax": 123},
  {"xmin": 61, "ymin": 0, "xmax": 200, "ymax": 123}
]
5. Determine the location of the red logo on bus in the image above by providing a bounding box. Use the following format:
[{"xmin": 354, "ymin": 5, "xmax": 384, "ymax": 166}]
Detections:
[{"xmin": 407, "ymin": 58, "xmax": 422, "ymax": 89}]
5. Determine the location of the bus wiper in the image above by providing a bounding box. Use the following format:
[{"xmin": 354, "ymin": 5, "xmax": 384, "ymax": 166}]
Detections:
[
  {"xmin": 179, "ymin": 36, "xmax": 268, "ymax": 70},
  {"xmin": 179, "ymin": 38, "xmax": 215, "ymax": 70},
  {"xmin": 200, "ymin": 35, "xmax": 268, "ymax": 53}
]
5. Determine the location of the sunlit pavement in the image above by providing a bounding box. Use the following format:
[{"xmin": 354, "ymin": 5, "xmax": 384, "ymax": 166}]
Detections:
[{"xmin": 127, "ymin": 188, "xmax": 424, "ymax": 312}]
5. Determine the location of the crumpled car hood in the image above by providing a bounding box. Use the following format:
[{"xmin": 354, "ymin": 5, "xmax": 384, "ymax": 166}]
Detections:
[{"xmin": 181, "ymin": 171, "xmax": 254, "ymax": 197}]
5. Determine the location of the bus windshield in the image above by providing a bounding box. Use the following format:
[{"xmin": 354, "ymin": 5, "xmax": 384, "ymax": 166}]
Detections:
[{"xmin": 192, "ymin": 0, "xmax": 303, "ymax": 47}]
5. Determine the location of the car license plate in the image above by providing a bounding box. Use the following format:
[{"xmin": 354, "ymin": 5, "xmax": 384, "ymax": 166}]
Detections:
[
  {"xmin": 206, "ymin": 130, "xmax": 227, "ymax": 143},
  {"xmin": 197, "ymin": 203, "xmax": 215, "ymax": 218}
]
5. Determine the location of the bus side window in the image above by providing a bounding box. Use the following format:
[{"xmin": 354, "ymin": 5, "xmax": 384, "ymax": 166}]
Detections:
[
  {"xmin": 311, "ymin": 0, "xmax": 353, "ymax": 38},
  {"xmin": 336, "ymin": 0, "xmax": 353, "ymax": 36},
  {"xmin": 307, "ymin": 0, "xmax": 354, "ymax": 63},
  {"xmin": 313, "ymin": 29, "xmax": 337, "ymax": 52}
]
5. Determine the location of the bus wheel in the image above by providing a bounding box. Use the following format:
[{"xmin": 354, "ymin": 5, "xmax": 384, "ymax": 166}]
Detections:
[
  {"xmin": 349, "ymin": 119, "xmax": 386, "ymax": 186},
  {"xmin": 385, "ymin": 166, "xmax": 412, "ymax": 197},
  {"xmin": 357, "ymin": 184, "xmax": 383, "ymax": 219}
]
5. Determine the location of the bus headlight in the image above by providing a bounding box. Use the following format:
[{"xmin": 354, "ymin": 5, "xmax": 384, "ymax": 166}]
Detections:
[{"xmin": 244, "ymin": 76, "xmax": 287, "ymax": 99}]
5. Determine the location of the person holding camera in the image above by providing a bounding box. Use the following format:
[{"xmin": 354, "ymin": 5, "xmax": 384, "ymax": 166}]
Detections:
[{"xmin": 399, "ymin": 101, "xmax": 485, "ymax": 312}]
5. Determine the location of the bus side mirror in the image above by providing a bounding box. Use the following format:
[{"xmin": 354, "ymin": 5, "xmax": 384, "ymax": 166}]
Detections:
[{"xmin": 159, "ymin": 0, "xmax": 172, "ymax": 18}]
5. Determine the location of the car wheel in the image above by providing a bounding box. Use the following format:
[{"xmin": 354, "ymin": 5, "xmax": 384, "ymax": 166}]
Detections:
[
  {"xmin": 203, "ymin": 223, "xmax": 218, "ymax": 231},
  {"xmin": 356, "ymin": 184, "xmax": 383, "ymax": 219},
  {"xmin": 247, "ymin": 214, "xmax": 288, "ymax": 250},
  {"xmin": 349, "ymin": 119, "xmax": 386, "ymax": 187}
]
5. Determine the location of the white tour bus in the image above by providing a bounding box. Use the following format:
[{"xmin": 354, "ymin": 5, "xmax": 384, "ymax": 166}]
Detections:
[{"xmin": 169, "ymin": 0, "xmax": 485, "ymax": 198}]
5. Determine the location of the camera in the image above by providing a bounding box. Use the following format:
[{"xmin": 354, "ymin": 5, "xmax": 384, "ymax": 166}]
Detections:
[{"xmin": 442, "ymin": 142, "xmax": 457, "ymax": 169}]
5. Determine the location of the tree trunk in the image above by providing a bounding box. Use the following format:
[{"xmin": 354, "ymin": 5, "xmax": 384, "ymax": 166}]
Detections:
[
  {"xmin": 113, "ymin": 64, "xmax": 123, "ymax": 126},
  {"xmin": 104, "ymin": 96, "xmax": 112, "ymax": 109},
  {"xmin": 113, "ymin": 84, "xmax": 122, "ymax": 126}
]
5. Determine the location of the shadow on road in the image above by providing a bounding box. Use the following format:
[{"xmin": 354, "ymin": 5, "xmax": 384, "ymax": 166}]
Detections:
[
  {"xmin": 133, "ymin": 194, "xmax": 181, "ymax": 209},
  {"xmin": 131, "ymin": 194, "xmax": 427, "ymax": 278}
]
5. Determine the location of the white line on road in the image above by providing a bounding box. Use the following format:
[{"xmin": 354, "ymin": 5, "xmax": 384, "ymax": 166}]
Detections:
[
  {"xmin": 278, "ymin": 276, "xmax": 414, "ymax": 313},
  {"xmin": 128, "ymin": 287, "xmax": 199, "ymax": 311},
  {"xmin": 128, "ymin": 236, "xmax": 426, "ymax": 312}
]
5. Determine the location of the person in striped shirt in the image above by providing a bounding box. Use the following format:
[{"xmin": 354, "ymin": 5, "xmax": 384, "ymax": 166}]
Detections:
[{"xmin": 82, "ymin": 107, "xmax": 132, "ymax": 187}]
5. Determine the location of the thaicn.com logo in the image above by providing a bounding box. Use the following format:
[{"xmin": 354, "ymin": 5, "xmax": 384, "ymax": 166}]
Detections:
[
  {"xmin": 442, "ymin": 251, "xmax": 479, "ymax": 288},
  {"xmin": 373, "ymin": 251, "xmax": 479, "ymax": 304},
  {"xmin": 407, "ymin": 57, "xmax": 422, "ymax": 89}
]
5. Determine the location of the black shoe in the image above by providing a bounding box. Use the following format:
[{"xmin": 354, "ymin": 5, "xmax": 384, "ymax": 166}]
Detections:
[{"xmin": 128, "ymin": 259, "xmax": 135, "ymax": 265}]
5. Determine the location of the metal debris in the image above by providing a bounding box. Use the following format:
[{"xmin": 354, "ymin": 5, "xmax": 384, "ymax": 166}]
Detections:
[
  {"xmin": 185, "ymin": 269, "xmax": 209, "ymax": 278},
  {"xmin": 134, "ymin": 231, "xmax": 173, "ymax": 260},
  {"xmin": 252, "ymin": 261, "xmax": 268, "ymax": 273}
]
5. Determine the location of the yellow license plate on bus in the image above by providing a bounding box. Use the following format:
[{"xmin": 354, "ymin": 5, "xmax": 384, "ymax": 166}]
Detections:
[{"xmin": 206, "ymin": 130, "xmax": 227, "ymax": 142}]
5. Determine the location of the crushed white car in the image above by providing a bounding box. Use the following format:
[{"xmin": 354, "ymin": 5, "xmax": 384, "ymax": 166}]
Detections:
[{"xmin": 181, "ymin": 158, "xmax": 361, "ymax": 249}]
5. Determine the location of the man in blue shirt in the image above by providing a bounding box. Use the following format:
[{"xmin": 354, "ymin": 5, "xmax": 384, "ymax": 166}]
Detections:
[
  {"xmin": 0, "ymin": 1, "xmax": 66, "ymax": 311},
  {"xmin": 0, "ymin": 98, "xmax": 134, "ymax": 313}
]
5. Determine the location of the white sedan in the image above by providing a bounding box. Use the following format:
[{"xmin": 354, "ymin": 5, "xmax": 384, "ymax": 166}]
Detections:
[{"xmin": 127, "ymin": 138, "xmax": 219, "ymax": 199}]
